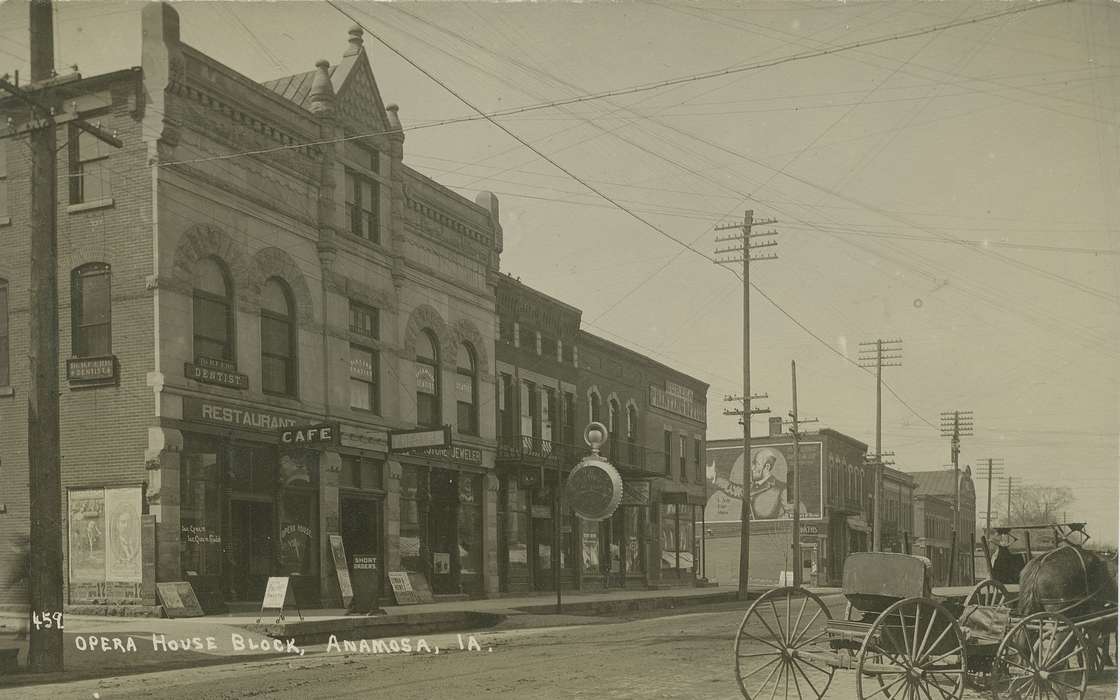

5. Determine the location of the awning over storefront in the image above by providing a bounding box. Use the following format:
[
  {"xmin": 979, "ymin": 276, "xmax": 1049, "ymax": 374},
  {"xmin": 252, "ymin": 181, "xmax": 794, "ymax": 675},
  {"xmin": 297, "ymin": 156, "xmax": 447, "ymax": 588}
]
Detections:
[{"xmin": 846, "ymin": 516, "xmax": 871, "ymax": 533}]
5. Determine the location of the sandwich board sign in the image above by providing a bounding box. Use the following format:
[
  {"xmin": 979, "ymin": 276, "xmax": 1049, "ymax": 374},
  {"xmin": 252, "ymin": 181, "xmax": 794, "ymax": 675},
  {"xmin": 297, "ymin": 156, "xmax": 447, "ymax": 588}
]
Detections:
[
  {"xmin": 328, "ymin": 534, "xmax": 354, "ymax": 608},
  {"xmin": 388, "ymin": 571, "xmax": 422, "ymax": 605},
  {"xmin": 256, "ymin": 576, "xmax": 303, "ymax": 624},
  {"xmin": 156, "ymin": 581, "xmax": 205, "ymax": 618}
]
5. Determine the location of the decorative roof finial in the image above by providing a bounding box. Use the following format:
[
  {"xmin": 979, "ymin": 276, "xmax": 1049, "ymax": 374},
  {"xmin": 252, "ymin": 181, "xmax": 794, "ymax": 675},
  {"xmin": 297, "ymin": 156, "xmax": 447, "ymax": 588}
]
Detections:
[
  {"xmin": 309, "ymin": 59, "xmax": 335, "ymax": 115},
  {"xmin": 345, "ymin": 25, "xmax": 364, "ymax": 56}
]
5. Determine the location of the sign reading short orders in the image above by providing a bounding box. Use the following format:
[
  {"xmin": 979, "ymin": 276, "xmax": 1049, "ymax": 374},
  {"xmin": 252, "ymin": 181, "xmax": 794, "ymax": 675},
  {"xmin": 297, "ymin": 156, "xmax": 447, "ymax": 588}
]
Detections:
[
  {"xmin": 565, "ymin": 456, "xmax": 623, "ymax": 521},
  {"xmin": 156, "ymin": 582, "xmax": 205, "ymax": 618}
]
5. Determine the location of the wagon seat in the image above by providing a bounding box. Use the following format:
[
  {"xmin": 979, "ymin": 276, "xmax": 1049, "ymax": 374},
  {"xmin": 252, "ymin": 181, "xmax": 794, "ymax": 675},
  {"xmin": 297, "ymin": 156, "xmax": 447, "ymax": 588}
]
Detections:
[{"xmin": 842, "ymin": 551, "xmax": 939, "ymax": 621}]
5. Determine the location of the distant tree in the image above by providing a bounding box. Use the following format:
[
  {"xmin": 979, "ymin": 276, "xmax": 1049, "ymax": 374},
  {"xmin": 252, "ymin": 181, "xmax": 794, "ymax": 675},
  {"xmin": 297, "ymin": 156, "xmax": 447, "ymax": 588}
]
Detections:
[{"xmin": 1001, "ymin": 486, "xmax": 1075, "ymax": 526}]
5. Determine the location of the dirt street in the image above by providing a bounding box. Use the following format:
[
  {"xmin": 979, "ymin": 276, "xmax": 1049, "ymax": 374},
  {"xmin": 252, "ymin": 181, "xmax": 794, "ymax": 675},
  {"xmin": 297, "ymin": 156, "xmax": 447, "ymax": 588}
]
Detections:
[{"xmin": 5, "ymin": 598, "xmax": 1117, "ymax": 699}]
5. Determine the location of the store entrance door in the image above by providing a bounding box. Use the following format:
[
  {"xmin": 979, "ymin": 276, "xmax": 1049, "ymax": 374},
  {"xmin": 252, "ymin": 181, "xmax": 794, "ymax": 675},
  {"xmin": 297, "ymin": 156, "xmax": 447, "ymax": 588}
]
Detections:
[
  {"xmin": 226, "ymin": 499, "xmax": 273, "ymax": 602},
  {"xmin": 341, "ymin": 497, "xmax": 383, "ymax": 608}
]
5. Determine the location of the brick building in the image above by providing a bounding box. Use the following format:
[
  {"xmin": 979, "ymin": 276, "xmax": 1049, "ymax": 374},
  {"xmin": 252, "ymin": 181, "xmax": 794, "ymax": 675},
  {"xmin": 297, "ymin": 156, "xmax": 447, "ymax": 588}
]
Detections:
[
  {"xmin": 575, "ymin": 330, "xmax": 708, "ymax": 589},
  {"xmin": 706, "ymin": 423, "xmax": 872, "ymax": 587},
  {"xmin": 879, "ymin": 466, "xmax": 916, "ymax": 553},
  {"xmin": 0, "ymin": 4, "xmax": 503, "ymax": 609},
  {"xmin": 911, "ymin": 466, "xmax": 977, "ymax": 584}
]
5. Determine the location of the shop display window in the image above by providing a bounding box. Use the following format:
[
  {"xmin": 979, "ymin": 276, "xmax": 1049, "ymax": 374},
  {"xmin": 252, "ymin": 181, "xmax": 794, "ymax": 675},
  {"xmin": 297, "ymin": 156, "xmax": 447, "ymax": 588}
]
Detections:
[{"xmin": 181, "ymin": 447, "xmax": 221, "ymax": 577}]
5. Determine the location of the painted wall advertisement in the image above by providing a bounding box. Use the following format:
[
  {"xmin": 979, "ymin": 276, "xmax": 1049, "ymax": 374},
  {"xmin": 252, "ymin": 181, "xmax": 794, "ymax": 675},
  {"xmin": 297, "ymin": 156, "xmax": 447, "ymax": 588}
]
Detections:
[
  {"xmin": 705, "ymin": 443, "xmax": 824, "ymax": 523},
  {"xmin": 68, "ymin": 487, "xmax": 143, "ymax": 602}
]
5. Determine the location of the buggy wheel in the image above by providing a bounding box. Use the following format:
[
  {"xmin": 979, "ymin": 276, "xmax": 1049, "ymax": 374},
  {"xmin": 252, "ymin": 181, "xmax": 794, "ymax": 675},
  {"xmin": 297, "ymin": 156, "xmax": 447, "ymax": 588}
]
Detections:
[
  {"xmin": 965, "ymin": 579, "xmax": 1010, "ymax": 608},
  {"xmin": 992, "ymin": 611, "xmax": 1088, "ymax": 699},
  {"xmin": 855, "ymin": 597, "xmax": 967, "ymax": 700},
  {"xmin": 734, "ymin": 586, "xmax": 835, "ymax": 699}
]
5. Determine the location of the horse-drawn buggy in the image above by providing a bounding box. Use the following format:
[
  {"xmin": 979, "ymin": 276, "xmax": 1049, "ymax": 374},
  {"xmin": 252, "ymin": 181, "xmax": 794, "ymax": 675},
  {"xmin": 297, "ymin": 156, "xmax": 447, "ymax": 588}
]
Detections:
[{"xmin": 734, "ymin": 523, "xmax": 1117, "ymax": 699}]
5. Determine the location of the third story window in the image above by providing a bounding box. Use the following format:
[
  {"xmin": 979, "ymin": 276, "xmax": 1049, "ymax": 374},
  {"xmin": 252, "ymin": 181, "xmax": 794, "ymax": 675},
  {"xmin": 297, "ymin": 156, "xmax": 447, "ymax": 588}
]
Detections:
[
  {"xmin": 345, "ymin": 169, "xmax": 380, "ymax": 243},
  {"xmin": 72, "ymin": 263, "xmax": 111, "ymax": 357},
  {"xmin": 349, "ymin": 301, "xmax": 379, "ymax": 339},
  {"xmin": 69, "ymin": 121, "xmax": 111, "ymax": 204}
]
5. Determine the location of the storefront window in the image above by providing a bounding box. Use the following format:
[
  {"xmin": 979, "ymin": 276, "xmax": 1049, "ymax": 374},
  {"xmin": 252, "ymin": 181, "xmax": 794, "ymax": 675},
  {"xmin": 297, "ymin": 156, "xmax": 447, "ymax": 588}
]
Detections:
[
  {"xmin": 400, "ymin": 465, "xmax": 426, "ymax": 574},
  {"xmin": 458, "ymin": 474, "xmax": 482, "ymax": 593},
  {"xmin": 582, "ymin": 524, "xmax": 600, "ymax": 575},
  {"xmin": 503, "ymin": 480, "xmax": 530, "ymax": 585},
  {"xmin": 677, "ymin": 506, "xmax": 695, "ymax": 571},
  {"xmin": 228, "ymin": 445, "xmax": 276, "ymax": 494},
  {"xmin": 279, "ymin": 489, "xmax": 316, "ymax": 577},
  {"xmin": 660, "ymin": 504, "xmax": 678, "ymax": 571},
  {"xmin": 181, "ymin": 446, "xmax": 221, "ymax": 577},
  {"xmin": 623, "ymin": 506, "xmax": 644, "ymax": 576}
]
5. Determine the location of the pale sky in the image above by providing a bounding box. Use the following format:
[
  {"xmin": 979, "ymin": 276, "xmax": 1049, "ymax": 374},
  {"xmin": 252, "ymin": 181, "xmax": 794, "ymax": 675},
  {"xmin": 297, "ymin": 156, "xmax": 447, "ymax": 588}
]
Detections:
[{"xmin": 1, "ymin": 0, "xmax": 1117, "ymax": 543}]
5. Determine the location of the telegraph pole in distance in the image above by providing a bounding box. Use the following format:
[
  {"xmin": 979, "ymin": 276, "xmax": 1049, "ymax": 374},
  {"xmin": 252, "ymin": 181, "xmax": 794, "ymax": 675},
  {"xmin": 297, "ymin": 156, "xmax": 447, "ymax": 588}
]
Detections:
[
  {"xmin": 1, "ymin": 0, "xmax": 123, "ymax": 672},
  {"xmin": 976, "ymin": 458, "xmax": 1004, "ymax": 540},
  {"xmin": 1000, "ymin": 476, "xmax": 1017, "ymax": 523},
  {"xmin": 940, "ymin": 410, "xmax": 973, "ymax": 585},
  {"xmin": 858, "ymin": 338, "xmax": 901, "ymax": 552},
  {"xmin": 784, "ymin": 361, "xmax": 817, "ymax": 588},
  {"xmin": 715, "ymin": 210, "xmax": 777, "ymax": 599}
]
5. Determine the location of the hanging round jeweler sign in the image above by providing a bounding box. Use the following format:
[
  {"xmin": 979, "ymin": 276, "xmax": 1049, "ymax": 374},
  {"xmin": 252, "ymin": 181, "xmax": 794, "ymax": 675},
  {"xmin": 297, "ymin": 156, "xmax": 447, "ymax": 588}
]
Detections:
[
  {"xmin": 565, "ymin": 456, "xmax": 623, "ymax": 521},
  {"xmin": 564, "ymin": 422, "xmax": 622, "ymax": 521}
]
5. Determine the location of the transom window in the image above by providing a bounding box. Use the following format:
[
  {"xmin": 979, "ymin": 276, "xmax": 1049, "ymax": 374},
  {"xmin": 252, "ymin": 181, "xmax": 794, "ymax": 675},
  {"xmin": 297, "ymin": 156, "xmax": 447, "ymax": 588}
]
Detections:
[
  {"xmin": 72, "ymin": 263, "xmax": 111, "ymax": 357},
  {"xmin": 349, "ymin": 301, "xmax": 379, "ymax": 339}
]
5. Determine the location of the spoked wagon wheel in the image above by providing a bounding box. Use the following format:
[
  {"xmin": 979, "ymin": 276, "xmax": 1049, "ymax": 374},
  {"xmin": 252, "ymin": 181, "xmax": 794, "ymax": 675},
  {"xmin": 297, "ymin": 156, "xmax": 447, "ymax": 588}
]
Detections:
[
  {"xmin": 992, "ymin": 611, "xmax": 1089, "ymax": 699},
  {"xmin": 855, "ymin": 597, "xmax": 967, "ymax": 700},
  {"xmin": 734, "ymin": 586, "xmax": 836, "ymax": 699},
  {"xmin": 964, "ymin": 579, "xmax": 1010, "ymax": 607}
]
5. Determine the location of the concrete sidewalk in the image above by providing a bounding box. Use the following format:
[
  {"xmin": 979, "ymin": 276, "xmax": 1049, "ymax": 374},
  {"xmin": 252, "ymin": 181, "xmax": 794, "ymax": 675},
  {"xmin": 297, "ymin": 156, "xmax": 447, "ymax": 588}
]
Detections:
[{"xmin": 0, "ymin": 584, "xmax": 839, "ymax": 687}]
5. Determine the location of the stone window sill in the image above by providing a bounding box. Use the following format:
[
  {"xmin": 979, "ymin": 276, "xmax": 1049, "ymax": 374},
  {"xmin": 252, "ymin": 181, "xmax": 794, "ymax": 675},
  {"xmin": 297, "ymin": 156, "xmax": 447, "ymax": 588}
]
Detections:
[
  {"xmin": 0, "ymin": 386, "xmax": 13, "ymax": 397},
  {"xmin": 0, "ymin": 216, "xmax": 11, "ymax": 227},
  {"xmin": 67, "ymin": 198, "xmax": 115, "ymax": 214}
]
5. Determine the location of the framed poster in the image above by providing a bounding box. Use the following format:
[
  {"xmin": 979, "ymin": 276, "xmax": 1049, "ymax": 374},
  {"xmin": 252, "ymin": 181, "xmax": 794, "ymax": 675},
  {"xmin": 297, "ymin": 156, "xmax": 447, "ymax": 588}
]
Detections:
[
  {"xmin": 105, "ymin": 488, "xmax": 142, "ymax": 582},
  {"xmin": 328, "ymin": 534, "xmax": 353, "ymax": 607}
]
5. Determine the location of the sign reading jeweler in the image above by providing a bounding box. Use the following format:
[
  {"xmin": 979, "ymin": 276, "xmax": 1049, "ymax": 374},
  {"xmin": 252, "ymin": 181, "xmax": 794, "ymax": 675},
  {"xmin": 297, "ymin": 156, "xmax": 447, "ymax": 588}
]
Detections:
[{"xmin": 564, "ymin": 422, "xmax": 623, "ymax": 522}]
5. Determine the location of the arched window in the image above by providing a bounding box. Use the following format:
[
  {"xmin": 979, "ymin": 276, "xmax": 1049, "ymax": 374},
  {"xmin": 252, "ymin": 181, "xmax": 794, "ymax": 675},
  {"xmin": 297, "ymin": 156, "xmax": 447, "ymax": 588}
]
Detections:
[
  {"xmin": 0, "ymin": 278, "xmax": 8, "ymax": 386},
  {"xmin": 608, "ymin": 399, "xmax": 621, "ymax": 459},
  {"xmin": 193, "ymin": 257, "xmax": 234, "ymax": 362},
  {"xmin": 456, "ymin": 342, "xmax": 477, "ymax": 435},
  {"xmin": 627, "ymin": 405, "xmax": 638, "ymax": 443},
  {"xmin": 589, "ymin": 391, "xmax": 601, "ymax": 424},
  {"xmin": 415, "ymin": 329, "xmax": 440, "ymax": 427},
  {"xmin": 260, "ymin": 277, "xmax": 296, "ymax": 396},
  {"xmin": 72, "ymin": 263, "xmax": 111, "ymax": 357}
]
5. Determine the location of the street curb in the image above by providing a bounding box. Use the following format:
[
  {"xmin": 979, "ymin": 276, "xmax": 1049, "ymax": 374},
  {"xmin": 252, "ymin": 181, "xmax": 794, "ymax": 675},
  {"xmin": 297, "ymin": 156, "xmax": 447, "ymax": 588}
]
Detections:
[
  {"xmin": 513, "ymin": 590, "xmax": 745, "ymax": 616},
  {"xmin": 247, "ymin": 610, "xmax": 504, "ymax": 646}
]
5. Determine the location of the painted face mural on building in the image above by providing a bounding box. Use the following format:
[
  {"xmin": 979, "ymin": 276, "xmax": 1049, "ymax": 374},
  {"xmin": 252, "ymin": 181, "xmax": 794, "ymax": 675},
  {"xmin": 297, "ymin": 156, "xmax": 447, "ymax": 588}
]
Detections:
[{"xmin": 705, "ymin": 443, "xmax": 824, "ymax": 522}]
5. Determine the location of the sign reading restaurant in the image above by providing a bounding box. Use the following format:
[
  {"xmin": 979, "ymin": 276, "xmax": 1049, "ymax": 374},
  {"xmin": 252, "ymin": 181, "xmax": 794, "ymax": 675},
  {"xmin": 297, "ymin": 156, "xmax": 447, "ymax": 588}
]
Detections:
[
  {"xmin": 182, "ymin": 397, "xmax": 299, "ymax": 432},
  {"xmin": 648, "ymin": 380, "xmax": 706, "ymax": 422}
]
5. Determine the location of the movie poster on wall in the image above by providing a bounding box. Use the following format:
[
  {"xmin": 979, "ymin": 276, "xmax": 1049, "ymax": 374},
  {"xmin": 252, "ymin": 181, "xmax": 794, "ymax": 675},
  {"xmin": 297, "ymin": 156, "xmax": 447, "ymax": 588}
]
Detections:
[
  {"xmin": 105, "ymin": 487, "xmax": 143, "ymax": 582},
  {"xmin": 68, "ymin": 489, "xmax": 106, "ymax": 582},
  {"xmin": 705, "ymin": 443, "xmax": 824, "ymax": 522}
]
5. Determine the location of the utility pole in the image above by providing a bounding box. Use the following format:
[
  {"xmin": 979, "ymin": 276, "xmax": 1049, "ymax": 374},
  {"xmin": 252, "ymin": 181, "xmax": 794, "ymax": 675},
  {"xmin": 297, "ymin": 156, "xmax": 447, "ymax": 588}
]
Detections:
[
  {"xmin": 976, "ymin": 458, "xmax": 1004, "ymax": 539},
  {"xmin": 858, "ymin": 338, "xmax": 902, "ymax": 552},
  {"xmin": 940, "ymin": 410, "xmax": 972, "ymax": 585},
  {"xmin": 1, "ymin": 1, "xmax": 122, "ymax": 672},
  {"xmin": 714, "ymin": 210, "xmax": 777, "ymax": 599},
  {"xmin": 1000, "ymin": 476, "xmax": 1017, "ymax": 523},
  {"xmin": 783, "ymin": 361, "xmax": 817, "ymax": 589}
]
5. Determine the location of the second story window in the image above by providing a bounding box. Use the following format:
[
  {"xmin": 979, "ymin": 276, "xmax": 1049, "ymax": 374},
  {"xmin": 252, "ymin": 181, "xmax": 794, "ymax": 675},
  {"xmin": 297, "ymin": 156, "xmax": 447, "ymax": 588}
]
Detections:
[
  {"xmin": 349, "ymin": 345, "xmax": 378, "ymax": 413},
  {"xmin": 415, "ymin": 329, "xmax": 440, "ymax": 427},
  {"xmin": 456, "ymin": 343, "xmax": 478, "ymax": 436},
  {"xmin": 498, "ymin": 373, "xmax": 515, "ymax": 439},
  {"xmin": 349, "ymin": 301, "xmax": 378, "ymax": 339},
  {"xmin": 693, "ymin": 437, "xmax": 703, "ymax": 483},
  {"xmin": 0, "ymin": 279, "xmax": 8, "ymax": 386},
  {"xmin": 345, "ymin": 169, "xmax": 380, "ymax": 243},
  {"xmin": 589, "ymin": 391, "xmax": 601, "ymax": 424},
  {"xmin": 663, "ymin": 430, "xmax": 672, "ymax": 475},
  {"xmin": 72, "ymin": 263, "xmax": 111, "ymax": 357},
  {"xmin": 260, "ymin": 278, "xmax": 296, "ymax": 396},
  {"xmin": 193, "ymin": 257, "xmax": 234, "ymax": 363},
  {"xmin": 69, "ymin": 121, "xmax": 111, "ymax": 204},
  {"xmin": 0, "ymin": 144, "xmax": 8, "ymax": 219},
  {"xmin": 679, "ymin": 434, "xmax": 687, "ymax": 482},
  {"xmin": 520, "ymin": 380, "xmax": 538, "ymax": 438}
]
